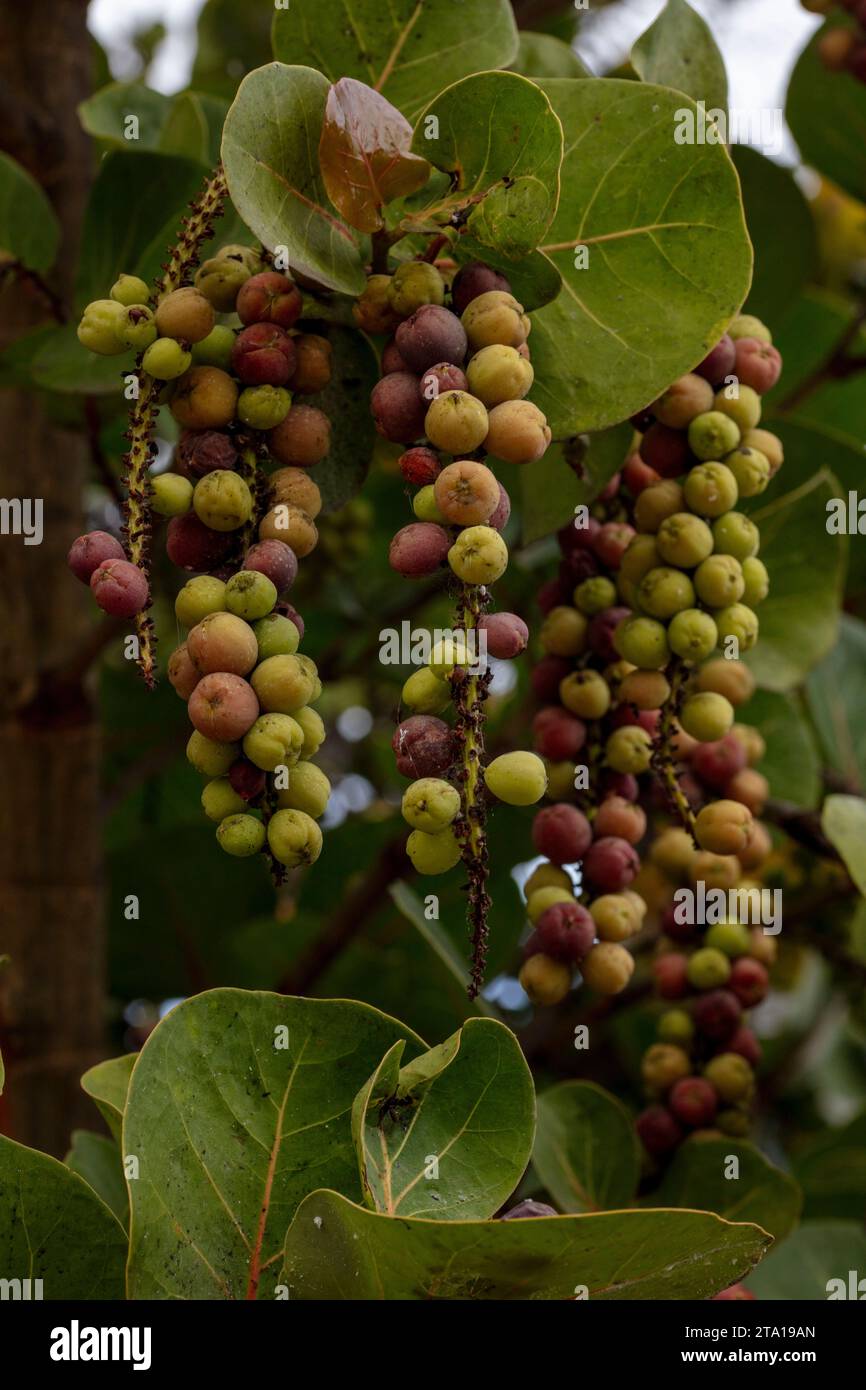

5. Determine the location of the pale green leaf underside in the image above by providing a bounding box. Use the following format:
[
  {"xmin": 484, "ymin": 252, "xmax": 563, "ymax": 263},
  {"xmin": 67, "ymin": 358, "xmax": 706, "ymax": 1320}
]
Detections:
[{"xmin": 821, "ymin": 794, "xmax": 866, "ymax": 897}]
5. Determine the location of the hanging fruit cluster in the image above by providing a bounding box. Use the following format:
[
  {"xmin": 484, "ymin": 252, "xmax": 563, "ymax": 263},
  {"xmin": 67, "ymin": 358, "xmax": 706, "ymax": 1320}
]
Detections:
[{"xmin": 804, "ymin": 0, "xmax": 866, "ymax": 81}]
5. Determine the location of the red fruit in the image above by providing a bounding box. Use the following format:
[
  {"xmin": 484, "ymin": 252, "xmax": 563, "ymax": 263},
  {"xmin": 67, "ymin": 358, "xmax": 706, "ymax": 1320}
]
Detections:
[
  {"xmin": 395, "ymin": 304, "xmax": 468, "ymax": 374},
  {"xmin": 734, "ymin": 337, "xmax": 782, "ymax": 394},
  {"xmin": 583, "ymin": 836, "xmax": 640, "ymax": 892},
  {"xmin": 392, "ymin": 715, "xmax": 454, "ymax": 779},
  {"xmin": 695, "ymin": 333, "xmax": 736, "ymax": 385},
  {"xmin": 639, "ymin": 423, "xmax": 691, "ymax": 478},
  {"xmin": 243, "ymin": 539, "xmax": 298, "ymax": 593},
  {"xmin": 531, "ymin": 655, "xmax": 571, "ymax": 702},
  {"xmin": 536, "ymin": 578, "xmax": 568, "ymax": 615},
  {"xmin": 587, "ymin": 606, "xmax": 631, "ymax": 663},
  {"xmin": 653, "ymin": 952, "xmax": 690, "ymax": 999},
  {"xmin": 388, "ymin": 522, "xmax": 450, "ymax": 578},
  {"xmin": 166, "ymin": 513, "xmax": 233, "ymax": 570},
  {"xmin": 477, "ymin": 611, "xmax": 528, "ymax": 659},
  {"xmin": 532, "ymin": 706, "xmax": 587, "ymax": 761},
  {"xmin": 610, "ymin": 706, "xmax": 660, "ymax": 736},
  {"xmin": 599, "ymin": 771, "xmax": 639, "ymax": 802},
  {"xmin": 188, "ymin": 672, "xmax": 259, "ymax": 743},
  {"xmin": 693, "ymin": 988, "xmax": 741, "ymax": 1042},
  {"xmin": 536, "ymin": 901, "xmax": 596, "ymax": 963},
  {"xmin": 532, "ymin": 804, "xmax": 593, "ymax": 865},
  {"xmin": 450, "ymin": 262, "xmax": 511, "ymax": 316},
  {"xmin": 68, "ymin": 530, "xmax": 125, "ymax": 583},
  {"xmin": 559, "ymin": 549, "xmax": 599, "ymax": 586},
  {"xmin": 636, "ymin": 1105, "xmax": 684, "ymax": 1156},
  {"xmin": 726, "ymin": 1026, "xmax": 762, "ymax": 1067},
  {"xmin": 593, "ymin": 795, "xmax": 646, "ymax": 845},
  {"xmin": 230, "ymin": 322, "xmax": 296, "ymax": 386},
  {"xmin": 228, "ymin": 759, "xmax": 267, "ymax": 802},
  {"xmin": 420, "ymin": 362, "xmax": 468, "ymax": 401},
  {"xmin": 399, "ymin": 446, "xmax": 441, "ymax": 485},
  {"xmin": 713, "ymin": 1284, "xmax": 756, "ymax": 1301},
  {"xmin": 691, "ymin": 734, "xmax": 748, "ymax": 790},
  {"xmin": 90, "ymin": 558, "xmax": 149, "ymax": 617},
  {"xmin": 382, "ymin": 339, "xmax": 409, "ymax": 374},
  {"xmin": 593, "ymin": 521, "xmax": 635, "ymax": 569},
  {"xmin": 236, "ymin": 271, "xmax": 302, "ymax": 329},
  {"xmin": 558, "ymin": 515, "xmax": 601, "ymax": 555},
  {"xmin": 729, "ymin": 957, "xmax": 769, "ymax": 1008},
  {"xmin": 488, "ymin": 483, "xmax": 511, "ymax": 532},
  {"xmin": 176, "ymin": 428, "xmax": 238, "ymax": 479},
  {"xmin": 662, "ymin": 902, "xmax": 697, "ymax": 944},
  {"xmin": 623, "ymin": 453, "xmax": 661, "ymax": 496},
  {"xmin": 371, "ymin": 372, "xmax": 428, "ymax": 444},
  {"xmin": 668, "ymin": 1075, "xmax": 718, "ymax": 1127}
]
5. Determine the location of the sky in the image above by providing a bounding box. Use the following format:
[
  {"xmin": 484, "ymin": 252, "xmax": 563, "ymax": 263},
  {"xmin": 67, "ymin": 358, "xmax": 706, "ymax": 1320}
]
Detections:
[{"xmin": 88, "ymin": 0, "xmax": 820, "ymax": 164}]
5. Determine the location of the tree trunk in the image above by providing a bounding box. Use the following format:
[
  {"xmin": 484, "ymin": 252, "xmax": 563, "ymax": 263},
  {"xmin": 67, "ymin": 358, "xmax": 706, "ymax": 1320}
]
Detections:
[{"xmin": 0, "ymin": 0, "xmax": 105, "ymax": 1156}]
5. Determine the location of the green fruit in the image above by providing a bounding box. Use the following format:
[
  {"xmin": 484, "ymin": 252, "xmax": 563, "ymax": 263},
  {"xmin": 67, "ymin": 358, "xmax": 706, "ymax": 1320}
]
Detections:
[
  {"xmin": 527, "ymin": 885, "xmax": 575, "ymax": 924},
  {"xmin": 638, "ymin": 566, "xmax": 695, "ymax": 619},
  {"xmin": 683, "ymin": 462, "xmax": 739, "ymax": 518},
  {"xmin": 694, "ymin": 554, "xmax": 744, "ymax": 608},
  {"xmin": 238, "ymin": 385, "xmax": 292, "ymax": 430},
  {"xmin": 679, "ymin": 691, "xmax": 734, "ymax": 742},
  {"xmin": 605, "ymin": 725, "xmax": 652, "ymax": 775},
  {"xmin": 194, "ymin": 256, "xmax": 252, "ymax": 312},
  {"xmin": 428, "ymin": 634, "xmax": 473, "ymax": 679},
  {"xmin": 193, "ymin": 471, "xmax": 253, "ymax": 531},
  {"xmin": 201, "ymin": 778, "xmax": 246, "ymax": 823},
  {"xmin": 267, "ymin": 808, "xmax": 323, "ymax": 866},
  {"xmin": 191, "ymin": 324, "xmax": 236, "ymax": 369},
  {"xmin": 295, "ymin": 705, "xmax": 325, "ymax": 758},
  {"xmin": 296, "ymin": 654, "xmax": 322, "ymax": 703},
  {"xmin": 658, "ymin": 1008, "xmax": 694, "ymax": 1045},
  {"xmin": 402, "ymin": 666, "xmax": 451, "ymax": 715},
  {"xmin": 713, "ymin": 385, "xmax": 761, "ymax": 433},
  {"xmin": 150, "ymin": 471, "xmax": 193, "ymax": 517},
  {"xmin": 466, "ymin": 344, "xmax": 534, "ymax": 406},
  {"xmin": 117, "ymin": 305, "xmax": 158, "ymax": 351},
  {"xmin": 559, "ymin": 669, "xmax": 611, "ymax": 718},
  {"xmin": 252, "ymin": 612, "xmax": 300, "ymax": 660},
  {"xmin": 461, "ymin": 291, "xmax": 530, "ymax": 351},
  {"xmin": 276, "ymin": 762, "xmax": 331, "ymax": 819},
  {"xmin": 448, "ymin": 525, "xmax": 508, "ymax": 585},
  {"xmin": 703, "ymin": 1052, "xmax": 754, "ymax": 1103},
  {"xmin": 724, "ymin": 446, "xmax": 770, "ymax": 499},
  {"xmin": 614, "ymin": 615, "xmax": 670, "ymax": 670},
  {"xmin": 524, "ymin": 863, "xmax": 573, "ymax": 897},
  {"xmin": 243, "ymin": 713, "xmax": 303, "ymax": 771},
  {"xmin": 110, "ymin": 274, "xmax": 151, "ymax": 306},
  {"xmin": 667, "ymin": 608, "xmax": 718, "ymax": 663},
  {"xmin": 540, "ymin": 605, "xmax": 588, "ymax": 657},
  {"xmin": 687, "ymin": 410, "xmax": 741, "ymax": 461},
  {"xmin": 175, "ymin": 575, "xmax": 227, "ymax": 627},
  {"xmin": 77, "ymin": 299, "xmax": 127, "ymax": 355},
  {"xmin": 656, "ymin": 513, "xmax": 714, "ymax": 568},
  {"xmin": 142, "ymin": 336, "xmax": 192, "ymax": 380},
  {"xmin": 741, "ymin": 557, "xmax": 769, "ymax": 606},
  {"xmin": 251, "ymin": 654, "xmax": 313, "ymax": 713},
  {"xmin": 388, "ymin": 261, "xmax": 445, "ymax": 315},
  {"xmin": 705, "ymin": 921, "xmax": 752, "ymax": 958},
  {"xmin": 642, "ymin": 1042, "xmax": 691, "ymax": 1092},
  {"xmin": 425, "ymin": 391, "xmax": 489, "ymax": 453},
  {"xmin": 589, "ymin": 893, "xmax": 639, "ymax": 942},
  {"xmin": 186, "ymin": 729, "xmax": 238, "ymax": 777},
  {"xmin": 714, "ymin": 603, "xmax": 758, "ymax": 652},
  {"xmin": 412, "ymin": 485, "xmax": 446, "ymax": 523},
  {"xmin": 401, "ymin": 777, "xmax": 461, "ymax": 833},
  {"xmin": 407, "ymin": 826, "xmax": 462, "ymax": 874},
  {"xmin": 484, "ymin": 751, "xmax": 547, "ymax": 806},
  {"xmin": 225, "ymin": 570, "xmax": 278, "ymax": 621},
  {"xmin": 729, "ymin": 314, "xmax": 771, "ymax": 344},
  {"xmin": 574, "ymin": 576, "xmax": 617, "ymax": 615},
  {"xmin": 621, "ymin": 534, "xmax": 661, "ymax": 584},
  {"xmin": 711, "ymin": 512, "xmax": 760, "ymax": 561},
  {"xmin": 217, "ymin": 813, "xmax": 266, "ymax": 857},
  {"xmin": 687, "ymin": 946, "xmax": 732, "ymax": 990}
]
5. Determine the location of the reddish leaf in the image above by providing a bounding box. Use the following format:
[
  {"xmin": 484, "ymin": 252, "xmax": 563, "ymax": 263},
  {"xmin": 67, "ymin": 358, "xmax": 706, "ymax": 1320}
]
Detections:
[{"xmin": 319, "ymin": 77, "xmax": 431, "ymax": 234}]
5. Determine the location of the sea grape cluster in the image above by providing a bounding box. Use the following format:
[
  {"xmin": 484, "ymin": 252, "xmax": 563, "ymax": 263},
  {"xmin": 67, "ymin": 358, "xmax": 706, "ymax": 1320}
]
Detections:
[
  {"xmin": 806, "ymin": 0, "xmax": 866, "ymax": 82},
  {"xmin": 71, "ymin": 242, "xmax": 333, "ymax": 864}
]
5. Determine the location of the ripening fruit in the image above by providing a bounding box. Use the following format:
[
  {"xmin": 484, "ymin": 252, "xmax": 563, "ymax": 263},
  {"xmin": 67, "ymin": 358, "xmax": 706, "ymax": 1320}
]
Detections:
[
  {"xmin": 155, "ymin": 286, "xmax": 215, "ymax": 343},
  {"xmin": 478, "ymin": 611, "xmax": 528, "ymax": 659},
  {"xmin": 188, "ymin": 612, "xmax": 258, "ymax": 677},
  {"xmin": 401, "ymin": 777, "xmax": 461, "ymax": 833},
  {"xmin": 276, "ymin": 762, "xmax": 331, "ymax": 819},
  {"xmin": 424, "ymin": 390, "xmax": 489, "ymax": 453},
  {"xmin": 484, "ymin": 751, "xmax": 547, "ymax": 806},
  {"xmin": 533, "ymin": 803, "xmax": 593, "ymax": 864},
  {"xmin": 170, "ymin": 366, "xmax": 238, "ymax": 429},
  {"xmin": 193, "ymin": 471, "xmax": 253, "ymax": 531},
  {"xmin": 402, "ymin": 666, "xmax": 451, "ymax": 715},
  {"xmin": 77, "ymin": 299, "xmax": 127, "ymax": 355},
  {"xmin": 237, "ymin": 272, "xmax": 302, "ymax": 330},
  {"xmin": 168, "ymin": 644, "xmax": 200, "ymax": 700},
  {"xmin": 687, "ymin": 410, "xmax": 741, "ymax": 461},
  {"xmin": 269, "ymin": 405, "xmax": 331, "ymax": 468},
  {"xmin": 583, "ymin": 837, "xmax": 640, "ymax": 893},
  {"xmin": 90, "ymin": 559, "xmax": 149, "ymax": 617},
  {"xmin": 694, "ymin": 799, "xmax": 753, "ymax": 855},
  {"xmin": 589, "ymin": 893, "xmax": 640, "ymax": 942},
  {"xmin": 267, "ymin": 808, "xmax": 323, "ymax": 866},
  {"xmin": 434, "ymin": 460, "xmax": 500, "ymax": 526},
  {"xmin": 461, "ymin": 290, "xmax": 530, "ymax": 350},
  {"xmin": 217, "ymin": 814, "xmax": 266, "ymax": 857},
  {"xmin": 67, "ymin": 530, "xmax": 125, "ymax": 582},
  {"xmin": 743, "ymin": 427, "xmax": 783, "ymax": 475},
  {"xmin": 536, "ymin": 901, "xmax": 595, "ymax": 963},
  {"xmin": 695, "ymin": 658, "xmax": 755, "ymax": 705},
  {"xmin": 635, "ymin": 480, "xmax": 685, "ymax": 533},
  {"xmin": 580, "ymin": 942, "xmax": 635, "ymax": 994},
  {"xmin": 651, "ymin": 373, "xmax": 714, "ymax": 429},
  {"xmin": 143, "ymin": 337, "xmax": 192, "ymax": 380},
  {"xmin": 619, "ymin": 669, "xmax": 670, "ymax": 710},
  {"xmin": 519, "ymin": 952, "xmax": 572, "ymax": 1006},
  {"xmin": 448, "ymin": 525, "xmax": 508, "ymax": 585},
  {"xmin": 225, "ymin": 570, "xmax": 278, "ymax": 621},
  {"xmin": 389, "ymin": 260, "xmax": 445, "ymax": 314},
  {"xmin": 679, "ymin": 692, "xmax": 734, "ymax": 743},
  {"xmin": 527, "ymin": 886, "xmax": 575, "ymax": 924},
  {"xmin": 188, "ymin": 672, "xmax": 259, "ymax": 743},
  {"xmin": 466, "ymin": 344, "xmax": 534, "ymax": 406},
  {"xmin": 485, "ymin": 400, "xmax": 551, "ymax": 464},
  {"xmin": 407, "ymin": 827, "xmax": 462, "ymax": 874}
]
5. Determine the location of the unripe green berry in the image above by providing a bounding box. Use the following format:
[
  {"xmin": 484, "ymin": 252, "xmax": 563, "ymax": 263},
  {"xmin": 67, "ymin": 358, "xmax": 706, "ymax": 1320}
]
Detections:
[
  {"xmin": 191, "ymin": 324, "xmax": 236, "ymax": 369},
  {"xmin": 110, "ymin": 274, "xmax": 151, "ymax": 306},
  {"xmin": 694, "ymin": 554, "xmax": 744, "ymax": 608},
  {"xmin": 252, "ymin": 613, "xmax": 300, "ymax": 661},
  {"xmin": 687, "ymin": 946, "xmax": 732, "ymax": 990},
  {"xmin": 656, "ymin": 513, "xmax": 714, "ymax": 568},
  {"xmin": 635, "ymin": 481, "xmax": 685, "ymax": 534},
  {"xmin": 703, "ymin": 1052, "xmax": 754, "ymax": 1103},
  {"xmin": 581, "ymin": 941, "xmax": 635, "ymax": 995},
  {"xmin": 193, "ymin": 471, "xmax": 253, "ymax": 531},
  {"xmin": 142, "ymin": 336, "xmax": 192, "ymax": 380},
  {"xmin": 243, "ymin": 713, "xmax": 303, "ymax": 771},
  {"xmin": 267, "ymin": 808, "xmax": 323, "ymax": 866},
  {"xmin": 621, "ymin": 534, "xmax": 661, "ymax": 584},
  {"xmin": 525, "ymin": 863, "xmax": 573, "ymax": 897},
  {"xmin": 201, "ymin": 778, "xmax": 246, "ymax": 822},
  {"xmin": 225, "ymin": 570, "xmax": 278, "ymax": 621},
  {"xmin": 388, "ymin": 261, "xmax": 445, "ymax": 315},
  {"xmin": 713, "ymin": 603, "xmax": 758, "ymax": 652},
  {"xmin": 729, "ymin": 314, "xmax": 771, "ymax": 344},
  {"xmin": 642, "ymin": 1042, "xmax": 691, "ymax": 1093},
  {"xmin": 713, "ymin": 385, "xmax": 762, "ymax": 433},
  {"xmin": 545, "ymin": 761, "xmax": 577, "ymax": 800},
  {"xmin": 77, "ymin": 299, "xmax": 128, "ymax": 355},
  {"xmin": 238, "ymin": 385, "xmax": 292, "ymax": 430},
  {"xmin": 679, "ymin": 691, "xmax": 734, "ymax": 742},
  {"xmin": 540, "ymin": 605, "xmax": 588, "ymax": 657},
  {"xmin": 527, "ymin": 885, "xmax": 575, "ymax": 924},
  {"xmin": 175, "ymin": 575, "xmax": 227, "ymax": 628},
  {"xmin": 705, "ymin": 921, "xmax": 752, "ymax": 958},
  {"xmin": 428, "ymin": 634, "xmax": 473, "ymax": 679},
  {"xmin": 295, "ymin": 706, "xmax": 325, "ymax": 759},
  {"xmin": 413, "ymin": 485, "xmax": 445, "ymax": 523},
  {"xmin": 724, "ymin": 446, "xmax": 770, "ymax": 499},
  {"xmin": 186, "ymin": 730, "xmax": 239, "ymax": 777},
  {"xmin": 150, "ymin": 471, "xmax": 193, "ymax": 517},
  {"xmin": 559, "ymin": 668, "xmax": 611, "ymax": 718},
  {"xmin": 638, "ymin": 566, "xmax": 695, "ymax": 619},
  {"xmin": 251, "ymin": 653, "xmax": 314, "ymax": 713},
  {"xmin": 276, "ymin": 762, "xmax": 331, "ymax": 819},
  {"xmin": 574, "ymin": 576, "xmax": 617, "ymax": 615},
  {"xmin": 117, "ymin": 304, "xmax": 158, "ymax": 351},
  {"xmin": 465, "ymin": 344, "xmax": 534, "ymax": 406},
  {"xmin": 667, "ymin": 608, "xmax": 718, "ymax": 663},
  {"xmin": 683, "ymin": 462, "xmax": 739, "ymax": 518},
  {"xmin": 614, "ymin": 615, "xmax": 670, "ymax": 670},
  {"xmin": 519, "ymin": 952, "xmax": 572, "ymax": 1006},
  {"xmin": 448, "ymin": 525, "xmax": 508, "ymax": 585},
  {"xmin": 741, "ymin": 557, "xmax": 769, "ymax": 606},
  {"xmin": 484, "ymin": 751, "xmax": 547, "ymax": 806},
  {"xmin": 217, "ymin": 813, "xmax": 266, "ymax": 857},
  {"xmin": 658, "ymin": 1008, "xmax": 695, "ymax": 1045},
  {"xmin": 402, "ymin": 777, "xmax": 461, "ymax": 833},
  {"xmin": 402, "ymin": 666, "xmax": 451, "ymax": 715},
  {"xmin": 605, "ymin": 725, "xmax": 652, "ymax": 775},
  {"xmin": 711, "ymin": 512, "xmax": 760, "ymax": 561},
  {"xmin": 407, "ymin": 826, "xmax": 462, "ymax": 874},
  {"xmin": 589, "ymin": 893, "xmax": 640, "ymax": 942},
  {"xmin": 687, "ymin": 411, "xmax": 741, "ymax": 461}
]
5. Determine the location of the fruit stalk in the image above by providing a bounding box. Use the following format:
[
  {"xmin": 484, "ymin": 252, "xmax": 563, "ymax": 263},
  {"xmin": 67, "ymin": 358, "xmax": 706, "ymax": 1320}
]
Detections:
[
  {"xmin": 156, "ymin": 165, "xmax": 229, "ymax": 301},
  {"xmin": 650, "ymin": 658, "xmax": 698, "ymax": 840},
  {"xmin": 122, "ymin": 374, "xmax": 163, "ymax": 687},
  {"xmin": 452, "ymin": 582, "xmax": 492, "ymax": 997}
]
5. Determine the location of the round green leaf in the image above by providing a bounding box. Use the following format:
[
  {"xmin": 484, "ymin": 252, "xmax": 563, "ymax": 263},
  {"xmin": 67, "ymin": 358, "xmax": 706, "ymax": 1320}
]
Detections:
[
  {"xmin": 81, "ymin": 1054, "xmax": 136, "ymax": 1145},
  {"xmin": 271, "ymin": 0, "xmax": 519, "ymax": 124},
  {"xmin": 822, "ymin": 794, "xmax": 866, "ymax": 897},
  {"xmin": 745, "ymin": 470, "xmax": 846, "ymax": 692},
  {"xmin": 510, "ymin": 31, "xmax": 592, "ymax": 80},
  {"xmin": 0, "ymin": 1136, "xmax": 126, "ymax": 1300},
  {"xmin": 533, "ymin": 1081, "xmax": 640, "ymax": 1213},
  {"xmin": 78, "ymin": 81, "xmax": 174, "ymax": 150},
  {"xmin": 747, "ymin": 1220, "xmax": 866, "ymax": 1300},
  {"xmin": 632, "ymin": 0, "xmax": 728, "ymax": 114},
  {"xmin": 0, "ymin": 153, "xmax": 60, "ymax": 274},
  {"xmin": 280, "ymin": 1189, "xmax": 771, "ymax": 1299},
  {"xmin": 737, "ymin": 688, "xmax": 821, "ymax": 808},
  {"xmin": 732, "ymin": 145, "xmax": 816, "ymax": 324},
  {"xmin": 410, "ymin": 72, "xmax": 563, "ymax": 260},
  {"xmin": 124, "ymin": 989, "xmax": 424, "ymax": 1300},
  {"xmin": 65, "ymin": 1131, "xmax": 129, "ymax": 1230},
  {"xmin": 651, "ymin": 1137, "xmax": 801, "ymax": 1243},
  {"xmin": 222, "ymin": 63, "xmax": 366, "ymax": 295},
  {"xmin": 528, "ymin": 79, "xmax": 752, "ymax": 435},
  {"xmin": 787, "ymin": 19, "xmax": 866, "ymax": 204}
]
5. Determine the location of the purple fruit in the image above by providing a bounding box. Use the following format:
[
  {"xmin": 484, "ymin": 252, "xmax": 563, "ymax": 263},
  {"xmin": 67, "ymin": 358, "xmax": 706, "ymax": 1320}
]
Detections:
[
  {"xmin": 68, "ymin": 530, "xmax": 125, "ymax": 583},
  {"xmin": 90, "ymin": 558, "xmax": 149, "ymax": 617},
  {"xmin": 243, "ymin": 539, "xmax": 298, "ymax": 593},
  {"xmin": 389, "ymin": 522, "xmax": 450, "ymax": 578},
  {"xmin": 392, "ymin": 715, "xmax": 454, "ymax": 778},
  {"xmin": 395, "ymin": 305, "xmax": 468, "ymax": 374}
]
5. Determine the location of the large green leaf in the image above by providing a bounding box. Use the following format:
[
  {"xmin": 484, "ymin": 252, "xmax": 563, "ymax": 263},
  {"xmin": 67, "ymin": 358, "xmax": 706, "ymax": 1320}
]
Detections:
[
  {"xmin": 806, "ymin": 615, "xmax": 866, "ymax": 794},
  {"xmin": 632, "ymin": 0, "xmax": 728, "ymax": 114},
  {"xmin": 0, "ymin": 1136, "xmax": 126, "ymax": 1299},
  {"xmin": 787, "ymin": 19, "xmax": 866, "ymax": 204},
  {"xmin": 410, "ymin": 72, "xmax": 563, "ymax": 259},
  {"xmin": 271, "ymin": 0, "xmax": 519, "ymax": 124},
  {"xmin": 280, "ymin": 1189, "xmax": 771, "ymax": 1299},
  {"xmin": 222, "ymin": 63, "xmax": 366, "ymax": 295},
  {"xmin": 0, "ymin": 152, "xmax": 60, "ymax": 273},
  {"xmin": 737, "ymin": 689, "xmax": 821, "ymax": 808},
  {"xmin": 79, "ymin": 81, "xmax": 175, "ymax": 150},
  {"xmin": 822, "ymin": 795, "xmax": 866, "ymax": 897},
  {"xmin": 533, "ymin": 1081, "xmax": 639, "ymax": 1213},
  {"xmin": 124, "ymin": 989, "xmax": 424, "ymax": 1299},
  {"xmin": 510, "ymin": 31, "xmax": 592, "ymax": 80},
  {"xmin": 520, "ymin": 423, "xmax": 631, "ymax": 544},
  {"xmin": 351, "ymin": 1017, "xmax": 534, "ymax": 1219},
  {"xmin": 65, "ymin": 1130, "xmax": 130, "ymax": 1229},
  {"xmin": 528, "ymin": 80, "xmax": 752, "ymax": 435},
  {"xmin": 747, "ymin": 1220, "xmax": 866, "ymax": 1299},
  {"xmin": 745, "ymin": 470, "xmax": 846, "ymax": 692},
  {"xmin": 651, "ymin": 1137, "xmax": 801, "ymax": 1243},
  {"xmin": 793, "ymin": 1111, "xmax": 866, "ymax": 1221},
  {"xmin": 306, "ymin": 325, "xmax": 379, "ymax": 510},
  {"xmin": 732, "ymin": 145, "xmax": 816, "ymax": 325},
  {"xmin": 81, "ymin": 1054, "xmax": 136, "ymax": 1145}
]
